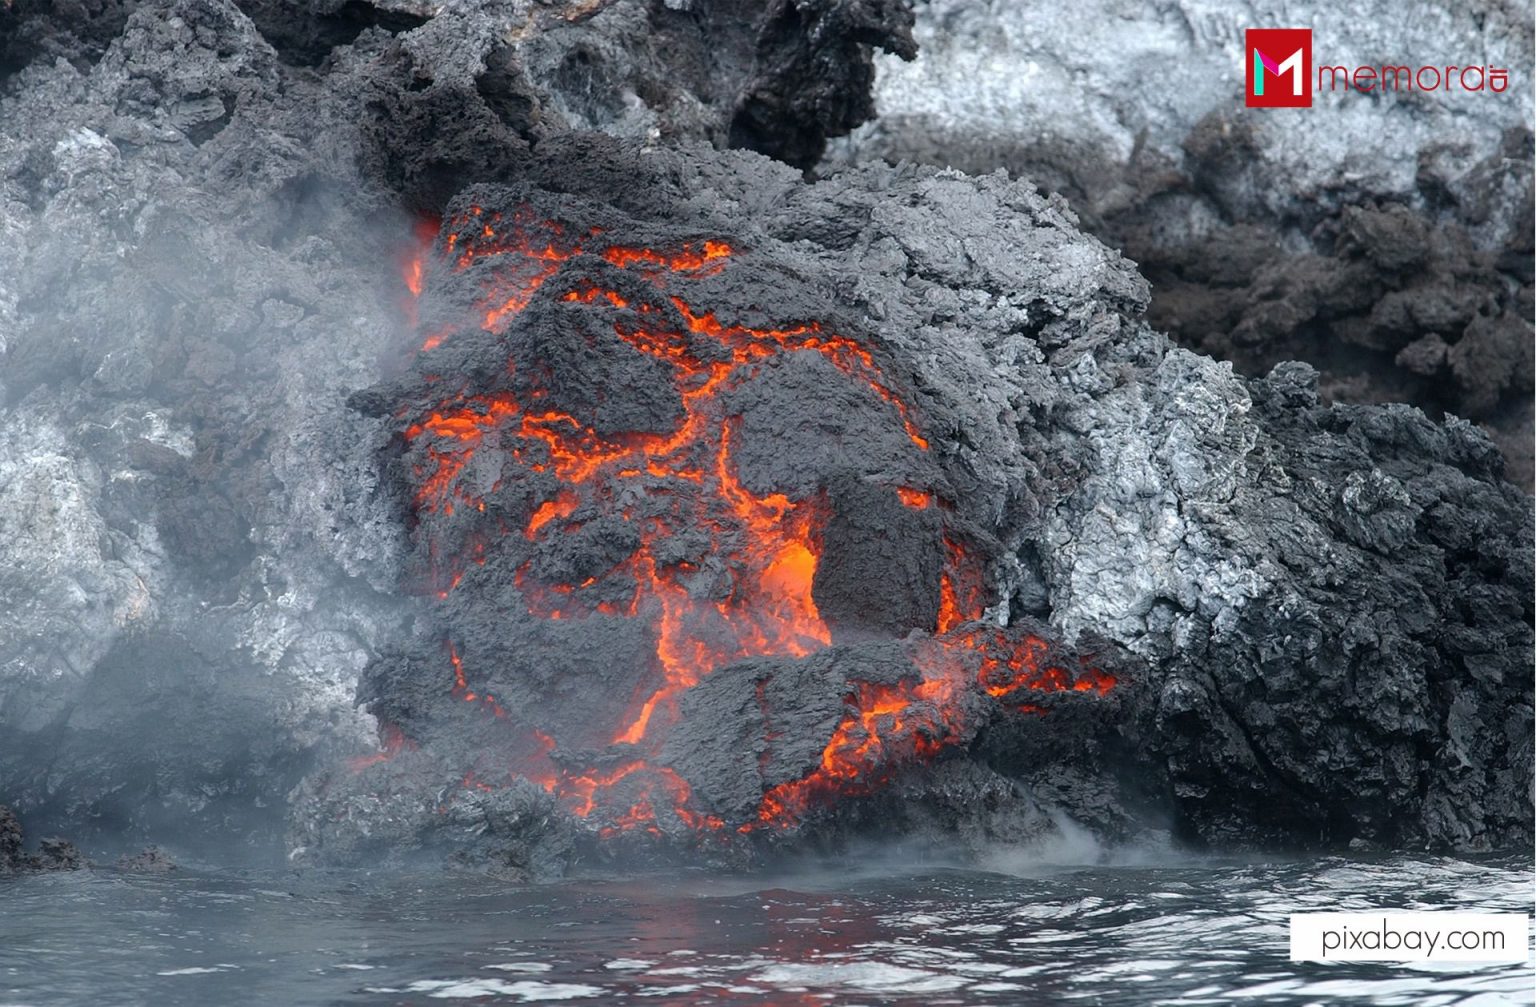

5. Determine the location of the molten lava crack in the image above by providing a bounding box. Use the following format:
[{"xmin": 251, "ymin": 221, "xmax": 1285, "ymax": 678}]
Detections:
[{"xmin": 361, "ymin": 207, "xmax": 1119, "ymax": 840}]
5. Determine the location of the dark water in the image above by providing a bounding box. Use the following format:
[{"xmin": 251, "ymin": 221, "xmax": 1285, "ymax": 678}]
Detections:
[{"xmin": 2, "ymin": 851, "xmax": 1530, "ymax": 1005}]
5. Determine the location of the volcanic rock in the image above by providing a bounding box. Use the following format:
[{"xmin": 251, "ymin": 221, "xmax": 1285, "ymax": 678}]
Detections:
[
  {"xmin": 115, "ymin": 846, "xmax": 178, "ymax": 873},
  {"xmin": 832, "ymin": 0, "xmax": 1536, "ymax": 486},
  {"xmin": 0, "ymin": 805, "xmax": 23, "ymax": 874},
  {"xmin": 0, "ymin": 0, "xmax": 912, "ymax": 856},
  {"xmin": 33, "ymin": 837, "xmax": 87, "ymax": 871}
]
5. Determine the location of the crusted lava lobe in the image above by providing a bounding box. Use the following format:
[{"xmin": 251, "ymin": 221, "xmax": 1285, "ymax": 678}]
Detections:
[
  {"xmin": 298, "ymin": 139, "xmax": 1530, "ymax": 874},
  {"xmin": 308, "ymin": 181, "xmax": 1141, "ymax": 869}
]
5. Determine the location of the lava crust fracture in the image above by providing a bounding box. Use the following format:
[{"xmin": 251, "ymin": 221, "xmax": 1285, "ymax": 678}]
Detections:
[{"xmin": 318, "ymin": 185, "xmax": 1132, "ymax": 863}]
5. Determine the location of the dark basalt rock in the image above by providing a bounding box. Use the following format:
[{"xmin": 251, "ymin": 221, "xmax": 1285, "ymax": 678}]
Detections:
[
  {"xmin": 832, "ymin": 4, "xmax": 1535, "ymax": 487},
  {"xmin": 115, "ymin": 845, "xmax": 178, "ymax": 872},
  {"xmin": 0, "ymin": 805, "xmax": 87, "ymax": 874},
  {"xmin": 727, "ymin": 0, "xmax": 917, "ymax": 169},
  {"xmin": 1117, "ymin": 125, "xmax": 1535, "ymax": 490},
  {"xmin": 232, "ymin": 0, "xmax": 431, "ymax": 67},
  {"xmin": 0, "ymin": 805, "xmax": 23, "ymax": 874},
  {"xmin": 34, "ymin": 837, "xmax": 87, "ymax": 871},
  {"xmin": 288, "ymin": 754, "xmax": 576, "ymax": 880}
]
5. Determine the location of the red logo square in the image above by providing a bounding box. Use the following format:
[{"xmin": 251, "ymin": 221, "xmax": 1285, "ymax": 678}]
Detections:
[{"xmin": 1246, "ymin": 28, "xmax": 1312, "ymax": 107}]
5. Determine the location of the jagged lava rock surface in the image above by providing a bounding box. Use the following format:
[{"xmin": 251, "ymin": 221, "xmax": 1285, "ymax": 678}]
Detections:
[
  {"xmin": 0, "ymin": 0, "xmax": 1526, "ymax": 871},
  {"xmin": 830, "ymin": 0, "xmax": 1535, "ymax": 485}
]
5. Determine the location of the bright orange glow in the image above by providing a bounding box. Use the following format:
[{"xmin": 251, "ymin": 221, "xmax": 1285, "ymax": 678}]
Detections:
[
  {"xmin": 936, "ymin": 536, "xmax": 985, "ymax": 633},
  {"xmin": 384, "ymin": 205, "xmax": 1116, "ymax": 837},
  {"xmin": 347, "ymin": 722, "xmax": 414, "ymax": 772},
  {"xmin": 526, "ymin": 492, "xmax": 578, "ymax": 538},
  {"xmin": 743, "ymin": 624, "xmax": 1118, "ymax": 831},
  {"xmin": 448, "ymin": 643, "xmax": 507, "ymax": 719},
  {"xmin": 602, "ymin": 240, "xmax": 732, "ymax": 272},
  {"xmin": 402, "ymin": 395, "xmax": 519, "ymax": 514},
  {"xmin": 400, "ymin": 216, "xmax": 440, "ymax": 328}
]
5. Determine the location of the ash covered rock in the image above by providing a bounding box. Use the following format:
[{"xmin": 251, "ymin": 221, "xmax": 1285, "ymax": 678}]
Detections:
[
  {"xmin": 831, "ymin": 0, "xmax": 1535, "ymax": 485},
  {"xmin": 0, "ymin": 0, "xmax": 417, "ymax": 855},
  {"xmin": 302, "ymin": 138, "xmax": 1529, "ymax": 873}
]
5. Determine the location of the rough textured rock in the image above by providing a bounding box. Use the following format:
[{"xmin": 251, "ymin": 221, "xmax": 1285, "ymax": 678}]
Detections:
[
  {"xmin": 830, "ymin": 0, "xmax": 1535, "ymax": 486},
  {"xmin": 33, "ymin": 836, "xmax": 87, "ymax": 871},
  {"xmin": 0, "ymin": 0, "xmax": 431, "ymax": 857},
  {"xmin": 0, "ymin": 805, "xmax": 22, "ymax": 873},
  {"xmin": 725, "ymin": 0, "xmax": 916, "ymax": 168},
  {"xmin": 115, "ymin": 845, "xmax": 178, "ymax": 872},
  {"xmin": 289, "ymin": 756, "xmax": 575, "ymax": 879}
]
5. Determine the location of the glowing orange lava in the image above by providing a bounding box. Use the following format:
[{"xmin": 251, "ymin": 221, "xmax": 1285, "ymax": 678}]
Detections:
[
  {"xmin": 346, "ymin": 722, "xmax": 415, "ymax": 772},
  {"xmin": 937, "ymin": 536, "xmax": 987, "ymax": 634},
  {"xmin": 399, "ymin": 216, "xmax": 440, "ymax": 328},
  {"xmin": 739, "ymin": 618, "xmax": 1117, "ymax": 831},
  {"xmin": 386, "ymin": 208, "xmax": 1117, "ymax": 837}
]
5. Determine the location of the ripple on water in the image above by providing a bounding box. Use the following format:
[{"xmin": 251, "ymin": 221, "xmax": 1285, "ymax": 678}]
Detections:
[
  {"xmin": 378, "ymin": 979, "xmax": 605, "ymax": 1000},
  {"xmin": 0, "ymin": 854, "xmax": 1527, "ymax": 1006},
  {"xmin": 749, "ymin": 961, "xmax": 972, "ymax": 994}
]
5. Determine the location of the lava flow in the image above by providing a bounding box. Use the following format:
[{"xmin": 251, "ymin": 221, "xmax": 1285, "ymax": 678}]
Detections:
[
  {"xmin": 741, "ymin": 608, "xmax": 1119, "ymax": 833},
  {"xmin": 373, "ymin": 207, "xmax": 1117, "ymax": 840}
]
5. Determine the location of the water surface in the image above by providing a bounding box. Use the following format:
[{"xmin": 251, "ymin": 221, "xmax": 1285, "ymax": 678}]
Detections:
[{"xmin": 2, "ymin": 851, "xmax": 1530, "ymax": 1005}]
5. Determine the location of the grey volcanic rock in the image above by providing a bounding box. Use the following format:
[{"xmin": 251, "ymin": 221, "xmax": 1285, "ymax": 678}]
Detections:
[
  {"xmin": 289, "ymin": 754, "xmax": 574, "ymax": 879},
  {"xmin": 0, "ymin": 805, "xmax": 22, "ymax": 873},
  {"xmin": 115, "ymin": 845, "xmax": 177, "ymax": 872},
  {"xmin": 830, "ymin": 0, "xmax": 1535, "ymax": 486},
  {"xmin": 32, "ymin": 836, "xmax": 86, "ymax": 871}
]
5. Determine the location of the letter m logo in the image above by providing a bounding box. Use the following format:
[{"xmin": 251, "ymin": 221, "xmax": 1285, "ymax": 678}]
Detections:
[{"xmin": 1246, "ymin": 28, "xmax": 1312, "ymax": 107}]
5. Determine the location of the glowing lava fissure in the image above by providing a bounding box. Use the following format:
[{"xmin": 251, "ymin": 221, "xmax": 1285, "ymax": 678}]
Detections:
[
  {"xmin": 739, "ymin": 623, "xmax": 1120, "ymax": 833},
  {"xmin": 374, "ymin": 203, "xmax": 1118, "ymax": 840}
]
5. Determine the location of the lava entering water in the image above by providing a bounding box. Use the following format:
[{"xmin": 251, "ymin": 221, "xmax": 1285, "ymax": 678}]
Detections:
[{"xmin": 369, "ymin": 208, "xmax": 1117, "ymax": 838}]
